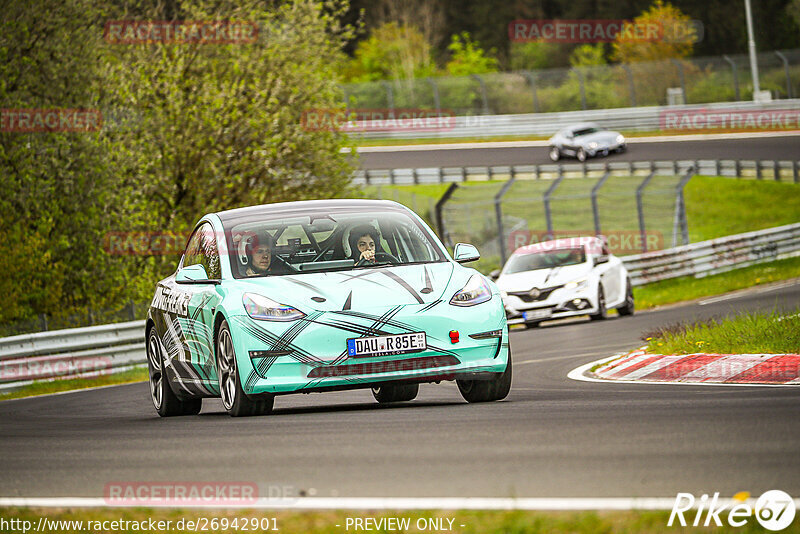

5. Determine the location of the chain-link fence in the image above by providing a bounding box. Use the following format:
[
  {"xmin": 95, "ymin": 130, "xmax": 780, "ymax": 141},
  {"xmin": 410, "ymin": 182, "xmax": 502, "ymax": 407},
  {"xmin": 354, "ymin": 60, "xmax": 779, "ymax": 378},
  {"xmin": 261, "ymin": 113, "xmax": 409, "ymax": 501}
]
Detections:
[
  {"xmin": 342, "ymin": 49, "xmax": 800, "ymax": 115},
  {"xmin": 436, "ymin": 167, "xmax": 694, "ymax": 274}
]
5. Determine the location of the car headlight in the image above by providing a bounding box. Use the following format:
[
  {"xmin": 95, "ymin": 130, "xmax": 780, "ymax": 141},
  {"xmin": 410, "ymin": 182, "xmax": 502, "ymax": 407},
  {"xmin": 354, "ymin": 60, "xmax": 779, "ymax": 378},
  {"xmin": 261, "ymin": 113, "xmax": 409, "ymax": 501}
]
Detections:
[
  {"xmin": 450, "ymin": 275, "xmax": 492, "ymax": 307},
  {"xmin": 564, "ymin": 278, "xmax": 588, "ymax": 290},
  {"xmin": 616, "ymin": 134, "xmax": 625, "ymax": 144},
  {"xmin": 243, "ymin": 293, "xmax": 305, "ymax": 321},
  {"xmin": 588, "ymin": 142, "xmax": 598, "ymax": 149},
  {"xmin": 500, "ymin": 290, "xmax": 508, "ymax": 299}
]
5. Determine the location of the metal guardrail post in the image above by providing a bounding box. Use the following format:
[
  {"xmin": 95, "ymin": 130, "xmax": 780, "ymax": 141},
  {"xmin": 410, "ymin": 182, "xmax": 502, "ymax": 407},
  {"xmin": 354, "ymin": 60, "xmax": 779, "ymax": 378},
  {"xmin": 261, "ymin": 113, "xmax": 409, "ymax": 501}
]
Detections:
[
  {"xmin": 380, "ymin": 81, "xmax": 394, "ymax": 113},
  {"xmin": 470, "ymin": 74, "xmax": 490, "ymax": 115},
  {"xmin": 622, "ymin": 64, "xmax": 636, "ymax": 107},
  {"xmin": 774, "ymin": 51, "xmax": 793, "ymax": 98},
  {"xmin": 636, "ymin": 171, "xmax": 656, "ymax": 252},
  {"xmin": 757, "ymin": 160, "xmax": 763, "ymax": 180},
  {"xmin": 774, "ymin": 160, "xmax": 780, "ymax": 182},
  {"xmin": 591, "ymin": 171, "xmax": 611, "ymax": 236},
  {"xmin": 794, "ymin": 161, "xmax": 799, "ymax": 184},
  {"xmin": 673, "ymin": 165, "xmax": 695, "ymax": 246},
  {"xmin": 735, "ymin": 159, "xmax": 741, "ymax": 178},
  {"xmin": 671, "ymin": 59, "xmax": 687, "ymax": 104},
  {"xmin": 494, "ymin": 177, "xmax": 517, "ymax": 266},
  {"xmin": 543, "ymin": 171, "xmax": 565, "ymax": 240},
  {"xmin": 722, "ymin": 55, "xmax": 740, "ymax": 101},
  {"xmin": 522, "ymin": 71, "xmax": 540, "ymax": 113},
  {"xmin": 426, "ymin": 77, "xmax": 441, "ymax": 114},
  {"xmin": 575, "ymin": 69, "xmax": 587, "ymax": 110},
  {"xmin": 435, "ymin": 183, "xmax": 459, "ymax": 244}
]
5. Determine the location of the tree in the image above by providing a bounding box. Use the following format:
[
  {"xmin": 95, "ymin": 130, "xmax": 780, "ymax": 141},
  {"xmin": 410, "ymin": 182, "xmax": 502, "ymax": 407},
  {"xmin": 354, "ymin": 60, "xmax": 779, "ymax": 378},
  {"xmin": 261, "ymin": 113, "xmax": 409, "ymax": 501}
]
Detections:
[
  {"xmin": 612, "ymin": 0, "xmax": 696, "ymax": 64},
  {"xmin": 345, "ymin": 22, "xmax": 435, "ymax": 82},
  {"xmin": 445, "ymin": 32, "xmax": 499, "ymax": 76}
]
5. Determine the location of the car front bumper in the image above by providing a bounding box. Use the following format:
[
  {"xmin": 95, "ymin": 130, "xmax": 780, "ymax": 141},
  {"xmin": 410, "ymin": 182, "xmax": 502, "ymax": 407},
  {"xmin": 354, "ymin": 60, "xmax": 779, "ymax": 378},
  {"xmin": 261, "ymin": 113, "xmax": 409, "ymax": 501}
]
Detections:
[
  {"xmin": 227, "ymin": 299, "xmax": 510, "ymax": 395},
  {"xmin": 502, "ymin": 285, "xmax": 599, "ymax": 324}
]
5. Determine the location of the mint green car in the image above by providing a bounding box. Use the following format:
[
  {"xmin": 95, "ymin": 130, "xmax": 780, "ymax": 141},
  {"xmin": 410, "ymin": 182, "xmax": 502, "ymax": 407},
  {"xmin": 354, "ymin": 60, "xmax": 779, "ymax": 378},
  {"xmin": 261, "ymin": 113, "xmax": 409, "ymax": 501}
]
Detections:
[{"xmin": 146, "ymin": 200, "xmax": 511, "ymax": 417}]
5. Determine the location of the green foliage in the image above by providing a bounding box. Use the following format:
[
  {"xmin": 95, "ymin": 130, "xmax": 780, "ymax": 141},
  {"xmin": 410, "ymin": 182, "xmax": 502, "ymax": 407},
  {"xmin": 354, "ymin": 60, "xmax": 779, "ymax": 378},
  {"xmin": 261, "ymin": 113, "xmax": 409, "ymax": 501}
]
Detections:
[
  {"xmin": 569, "ymin": 44, "xmax": 607, "ymax": 68},
  {"xmin": 445, "ymin": 32, "xmax": 499, "ymax": 76},
  {"xmin": 508, "ymin": 41, "xmax": 562, "ymax": 70},
  {"xmin": 345, "ymin": 22, "xmax": 436, "ymax": 82}
]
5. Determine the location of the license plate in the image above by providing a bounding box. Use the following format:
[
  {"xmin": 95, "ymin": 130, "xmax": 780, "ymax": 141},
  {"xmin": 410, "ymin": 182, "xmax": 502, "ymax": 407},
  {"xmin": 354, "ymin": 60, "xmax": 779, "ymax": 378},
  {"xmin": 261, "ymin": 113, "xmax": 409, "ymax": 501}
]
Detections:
[
  {"xmin": 523, "ymin": 309, "xmax": 552, "ymax": 321},
  {"xmin": 347, "ymin": 332, "xmax": 427, "ymax": 357}
]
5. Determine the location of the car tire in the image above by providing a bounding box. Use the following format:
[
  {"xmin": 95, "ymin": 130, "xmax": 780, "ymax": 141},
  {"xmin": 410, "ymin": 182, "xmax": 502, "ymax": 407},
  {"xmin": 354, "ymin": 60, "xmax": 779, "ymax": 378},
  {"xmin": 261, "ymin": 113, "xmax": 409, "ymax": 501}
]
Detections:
[
  {"xmin": 589, "ymin": 286, "xmax": 607, "ymax": 321},
  {"xmin": 549, "ymin": 146, "xmax": 561, "ymax": 161},
  {"xmin": 372, "ymin": 383, "xmax": 419, "ymax": 403},
  {"xmin": 617, "ymin": 145, "xmax": 627, "ymax": 153},
  {"xmin": 524, "ymin": 321, "xmax": 541, "ymax": 329},
  {"xmin": 217, "ymin": 320, "xmax": 274, "ymax": 417},
  {"xmin": 457, "ymin": 352, "xmax": 512, "ymax": 403},
  {"xmin": 616, "ymin": 279, "xmax": 635, "ymax": 316},
  {"xmin": 147, "ymin": 328, "xmax": 202, "ymax": 417},
  {"xmin": 576, "ymin": 148, "xmax": 587, "ymax": 162}
]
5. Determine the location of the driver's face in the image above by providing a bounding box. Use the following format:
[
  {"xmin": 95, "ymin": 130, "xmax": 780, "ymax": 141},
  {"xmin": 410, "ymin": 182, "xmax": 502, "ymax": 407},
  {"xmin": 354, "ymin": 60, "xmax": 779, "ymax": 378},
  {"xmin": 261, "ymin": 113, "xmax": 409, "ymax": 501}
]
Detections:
[
  {"xmin": 252, "ymin": 244, "xmax": 272, "ymax": 271},
  {"xmin": 357, "ymin": 235, "xmax": 375, "ymax": 253}
]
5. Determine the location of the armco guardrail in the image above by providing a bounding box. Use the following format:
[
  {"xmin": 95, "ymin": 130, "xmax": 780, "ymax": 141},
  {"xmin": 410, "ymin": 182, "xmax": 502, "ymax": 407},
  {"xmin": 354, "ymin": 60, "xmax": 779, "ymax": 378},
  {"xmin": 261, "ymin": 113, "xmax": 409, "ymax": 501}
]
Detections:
[
  {"xmin": 1, "ymin": 223, "xmax": 799, "ymax": 390},
  {"xmin": 623, "ymin": 222, "xmax": 800, "ymax": 286},
  {"xmin": 354, "ymin": 159, "xmax": 800, "ymax": 186},
  {"xmin": 0, "ymin": 320, "xmax": 145, "ymax": 389},
  {"xmin": 352, "ymin": 99, "xmax": 800, "ymax": 140}
]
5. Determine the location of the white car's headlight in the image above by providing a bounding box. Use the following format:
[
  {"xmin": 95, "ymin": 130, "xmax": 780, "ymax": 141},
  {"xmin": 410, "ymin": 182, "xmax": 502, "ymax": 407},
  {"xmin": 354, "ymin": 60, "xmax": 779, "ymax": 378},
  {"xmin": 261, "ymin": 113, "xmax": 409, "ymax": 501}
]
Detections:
[
  {"xmin": 616, "ymin": 134, "xmax": 625, "ymax": 144},
  {"xmin": 450, "ymin": 275, "xmax": 492, "ymax": 306},
  {"xmin": 564, "ymin": 278, "xmax": 588, "ymax": 290},
  {"xmin": 588, "ymin": 142, "xmax": 599, "ymax": 149},
  {"xmin": 500, "ymin": 290, "xmax": 509, "ymax": 299},
  {"xmin": 243, "ymin": 293, "xmax": 305, "ymax": 321}
]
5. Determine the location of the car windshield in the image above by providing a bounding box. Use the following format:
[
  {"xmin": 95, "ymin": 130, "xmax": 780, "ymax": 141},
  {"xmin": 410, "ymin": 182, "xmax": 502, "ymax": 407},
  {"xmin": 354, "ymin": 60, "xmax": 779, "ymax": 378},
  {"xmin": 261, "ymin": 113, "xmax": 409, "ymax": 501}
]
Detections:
[
  {"xmin": 504, "ymin": 247, "xmax": 586, "ymax": 274},
  {"xmin": 573, "ymin": 126, "xmax": 604, "ymax": 136},
  {"xmin": 225, "ymin": 208, "xmax": 446, "ymax": 278}
]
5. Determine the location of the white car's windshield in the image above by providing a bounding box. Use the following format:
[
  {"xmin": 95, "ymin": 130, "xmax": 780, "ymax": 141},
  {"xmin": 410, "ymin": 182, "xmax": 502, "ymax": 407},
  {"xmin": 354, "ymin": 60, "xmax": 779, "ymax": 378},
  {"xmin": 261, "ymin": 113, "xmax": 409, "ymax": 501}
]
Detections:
[
  {"xmin": 573, "ymin": 127, "xmax": 604, "ymax": 137},
  {"xmin": 504, "ymin": 247, "xmax": 586, "ymax": 274},
  {"xmin": 225, "ymin": 209, "xmax": 446, "ymax": 278}
]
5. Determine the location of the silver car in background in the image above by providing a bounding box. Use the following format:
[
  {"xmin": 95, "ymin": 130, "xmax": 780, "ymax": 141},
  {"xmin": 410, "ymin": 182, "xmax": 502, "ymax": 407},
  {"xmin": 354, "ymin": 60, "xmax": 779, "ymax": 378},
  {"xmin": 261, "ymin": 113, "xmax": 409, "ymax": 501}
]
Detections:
[{"xmin": 548, "ymin": 122, "xmax": 626, "ymax": 162}]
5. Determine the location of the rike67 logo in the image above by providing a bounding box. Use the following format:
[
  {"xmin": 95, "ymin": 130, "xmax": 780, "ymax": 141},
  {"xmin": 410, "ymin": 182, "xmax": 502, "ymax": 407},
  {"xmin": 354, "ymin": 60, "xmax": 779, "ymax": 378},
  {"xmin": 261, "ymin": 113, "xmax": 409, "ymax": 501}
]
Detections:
[{"xmin": 669, "ymin": 490, "xmax": 796, "ymax": 531}]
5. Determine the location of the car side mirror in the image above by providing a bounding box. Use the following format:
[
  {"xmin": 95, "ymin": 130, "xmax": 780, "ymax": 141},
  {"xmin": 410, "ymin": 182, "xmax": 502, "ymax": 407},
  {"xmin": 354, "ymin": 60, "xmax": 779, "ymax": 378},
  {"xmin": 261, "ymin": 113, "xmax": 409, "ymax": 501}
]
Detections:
[
  {"xmin": 489, "ymin": 269, "xmax": 501, "ymax": 280},
  {"xmin": 453, "ymin": 243, "xmax": 480, "ymax": 264},
  {"xmin": 593, "ymin": 255, "xmax": 609, "ymax": 266},
  {"xmin": 176, "ymin": 264, "xmax": 219, "ymax": 284}
]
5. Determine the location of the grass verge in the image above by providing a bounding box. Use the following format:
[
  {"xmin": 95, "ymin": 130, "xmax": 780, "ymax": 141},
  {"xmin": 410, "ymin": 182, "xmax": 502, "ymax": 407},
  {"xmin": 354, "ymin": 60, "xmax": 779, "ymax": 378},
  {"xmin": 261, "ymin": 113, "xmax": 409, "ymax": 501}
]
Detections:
[
  {"xmin": 644, "ymin": 308, "xmax": 800, "ymax": 355},
  {"xmin": 2, "ymin": 507, "xmax": 793, "ymax": 533},
  {"xmin": 633, "ymin": 256, "xmax": 800, "ymax": 310},
  {"xmin": 0, "ymin": 366, "xmax": 148, "ymax": 401}
]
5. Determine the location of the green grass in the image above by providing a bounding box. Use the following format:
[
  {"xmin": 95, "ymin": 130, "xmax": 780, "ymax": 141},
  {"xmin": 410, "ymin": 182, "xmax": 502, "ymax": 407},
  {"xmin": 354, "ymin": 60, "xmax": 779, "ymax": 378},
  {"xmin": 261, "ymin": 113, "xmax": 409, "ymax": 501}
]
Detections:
[
  {"xmin": 644, "ymin": 308, "xmax": 800, "ymax": 355},
  {"xmin": 2, "ymin": 508, "xmax": 795, "ymax": 533},
  {"xmin": 0, "ymin": 366, "xmax": 148, "ymax": 401},
  {"xmin": 634, "ymin": 255, "xmax": 800, "ymax": 310}
]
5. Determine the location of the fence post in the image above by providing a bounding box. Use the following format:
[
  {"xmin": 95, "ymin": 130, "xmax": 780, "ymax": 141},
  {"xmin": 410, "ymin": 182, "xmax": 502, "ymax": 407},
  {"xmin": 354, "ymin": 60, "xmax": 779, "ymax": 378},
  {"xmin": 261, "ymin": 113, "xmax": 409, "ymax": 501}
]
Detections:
[
  {"xmin": 591, "ymin": 171, "xmax": 611, "ymax": 236},
  {"xmin": 735, "ymin": 159, "xmax": 741, "ymax": 178},
  {"xmin": 128, "ymin": 300, "xmax": 136, "ymax": 321},
  {"xmin": 380, "ymin": 81, "xmax": 394, "ymax": 113},
  {"xmin": 622, "ymin": 64, "xmax": 637, "ymax": 107},
  {"xmin": 389, "ymin": 168, "xmax": 396, "ymax": 185},
  {"xmin": 39, "ymin": 313, "xmax": 48, "ymax": 332},
  {"xmin": 756, "ymin": 160, "xmax": 763, "ymax": 180},
  {"xmin": 636, "ymin": 171, "xmax": 656, "ymax": 252},
  {"xmin": 543, "ymin": 173, "xmax": 565, "ymax": 240},
  {"xmin": 494, "ymin": 177, "xmax": 517, "ymax": 266},
  {"xmin": 522, "ymin": 71, "xmax": 539, "ymax": 113},
  {"xmin": 426, "ymin": 77, "xmax": 441, "ymax": 114},
  {"xmin": 722, "ymin": 55, "xmax": 740, "ymax": 101},
  {"xmin": 575, "ymin": 68, "xmax": 587, "ymax": 110},
  {"xmin": 795, "ymin": 161, "xmax": 799, "ymax": 184},
  {"xmin": 671, "ymin": 59, "xmax": 687, "ymax": 103},
  {"xmin": 435, "ymin": 183, "xmax": 459, "ymax": 244},
  {"xmin": 774, "ymin": 51, "xmax": 793, "ymax": 98},
  {"xmin": 673, "ymin": 165, "xmax": 695, "ymax": 247},
  {"xmin": 773, "ymin": 160, "xmax": 780, "ymax": 182},
  {"xmin": 470, "ymin": 74, "xmax": 490, "ymax": 115}
]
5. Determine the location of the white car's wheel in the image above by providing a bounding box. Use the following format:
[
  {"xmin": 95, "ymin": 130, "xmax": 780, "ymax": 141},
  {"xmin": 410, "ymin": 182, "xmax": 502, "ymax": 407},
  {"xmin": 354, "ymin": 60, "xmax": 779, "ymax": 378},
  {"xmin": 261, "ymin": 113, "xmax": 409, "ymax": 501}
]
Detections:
[
  {"xmin": 617, "ymin": 279, "xmax": 635, "ymax": 316},
  {"xmin": 589, "ymin": 286, "xmax": 607, "ymax": 321},
  {"xmin": 576, "ymin": 148, "xmax": 587, "ymax": 162},
  {"xmin": 147, "ymin": 328, "xmax": 201, "ymax": 417},
  {"xmin": 549, "ymin": 146, "xmax": 561, "ymax": 161}
]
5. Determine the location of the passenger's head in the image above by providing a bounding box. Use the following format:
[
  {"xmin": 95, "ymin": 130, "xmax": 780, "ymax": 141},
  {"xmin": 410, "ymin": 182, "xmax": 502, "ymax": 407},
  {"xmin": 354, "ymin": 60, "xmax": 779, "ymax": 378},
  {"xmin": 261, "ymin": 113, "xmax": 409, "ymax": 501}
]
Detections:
[
  {"xmin": 247, "ymin": 233, "xmax": 275, "ymax": 274},
  {"xmin": 349, "ymin": 224, "xmax": 380, "ymax": 260}
]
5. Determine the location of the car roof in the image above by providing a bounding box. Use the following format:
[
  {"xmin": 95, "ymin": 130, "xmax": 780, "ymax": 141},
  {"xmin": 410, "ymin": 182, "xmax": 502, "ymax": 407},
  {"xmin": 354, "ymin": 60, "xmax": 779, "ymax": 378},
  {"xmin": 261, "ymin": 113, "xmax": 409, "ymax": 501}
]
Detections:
[
  {"xmin": 513, "ymin": 236, "xmax": 602, "ymax": 255},
  {"xmin": 563, "ymin": 122, "xmax": 600, "ymax": 132},
  {"xmin": 214, "ymin": 199, "xmax": 407, "ymax": 225}
]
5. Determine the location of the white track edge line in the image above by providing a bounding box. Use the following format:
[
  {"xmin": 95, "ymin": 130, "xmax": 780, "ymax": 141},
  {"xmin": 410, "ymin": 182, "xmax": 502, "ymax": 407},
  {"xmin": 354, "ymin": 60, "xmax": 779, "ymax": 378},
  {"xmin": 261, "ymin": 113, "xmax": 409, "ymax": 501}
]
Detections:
[{"xmin": 8, "ymin": 497, "xmax": 800, "ymax": 510}]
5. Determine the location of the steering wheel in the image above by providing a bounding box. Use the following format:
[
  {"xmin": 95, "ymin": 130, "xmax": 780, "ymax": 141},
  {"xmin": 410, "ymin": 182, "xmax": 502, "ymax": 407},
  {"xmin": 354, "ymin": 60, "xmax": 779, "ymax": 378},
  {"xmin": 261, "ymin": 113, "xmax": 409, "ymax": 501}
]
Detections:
[{"xmin": 356, "ymin": 251, "xmax": 400, "ymax": 266}]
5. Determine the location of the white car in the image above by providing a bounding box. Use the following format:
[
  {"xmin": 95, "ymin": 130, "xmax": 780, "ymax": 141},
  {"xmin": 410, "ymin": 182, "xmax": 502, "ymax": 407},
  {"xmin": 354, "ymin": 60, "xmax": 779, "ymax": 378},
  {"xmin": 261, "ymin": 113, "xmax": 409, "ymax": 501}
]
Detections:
[
  {"xmin": 548, "ymin": 122, "xmax": 626, "ymax": 162},
  {"xmin": 492, "ymin": 236, "xmax": 634, "ymax": 328}
]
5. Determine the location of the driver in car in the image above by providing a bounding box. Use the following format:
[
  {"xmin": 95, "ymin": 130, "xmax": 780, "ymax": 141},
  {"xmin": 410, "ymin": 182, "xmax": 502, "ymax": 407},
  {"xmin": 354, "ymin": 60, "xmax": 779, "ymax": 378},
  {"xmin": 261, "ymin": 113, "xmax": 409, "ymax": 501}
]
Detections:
[
  {"xmin": 350, "ymin": 224, "xmax": 380, "ymax": 265},
  {"xmin": 243, "ymin": 234, "xmax": 291, "ymax": 276}
]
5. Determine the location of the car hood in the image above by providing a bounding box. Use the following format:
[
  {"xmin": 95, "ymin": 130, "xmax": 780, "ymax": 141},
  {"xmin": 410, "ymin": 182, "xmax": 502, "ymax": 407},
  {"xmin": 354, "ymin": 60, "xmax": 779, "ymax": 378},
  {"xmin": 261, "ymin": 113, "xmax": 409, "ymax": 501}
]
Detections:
[
  {"xmin": 578, "ymin": 131, "xmax": 620, "ymax": 146},
  {"xmin": 233, "ymin": 262, "xmax": 456, "ymax": 311},
  {"xmin": 497, "ymin": 263, "xmax": 591, "ymax": 291}
]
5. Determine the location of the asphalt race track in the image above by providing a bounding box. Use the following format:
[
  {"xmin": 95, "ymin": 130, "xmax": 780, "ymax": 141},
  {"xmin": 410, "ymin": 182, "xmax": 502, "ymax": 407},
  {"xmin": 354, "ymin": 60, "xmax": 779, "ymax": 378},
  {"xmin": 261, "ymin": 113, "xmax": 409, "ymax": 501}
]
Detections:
[
  {"xmin": 356, "ymin": 134, "xmax": 800, "ymax": 169},
  {"xmin": 1, "ymin": 281, "xmax": 799, "ymax": 499}
]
